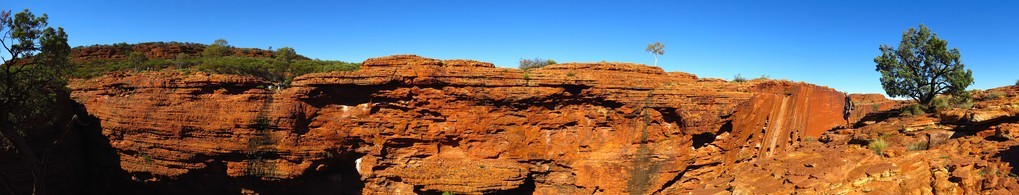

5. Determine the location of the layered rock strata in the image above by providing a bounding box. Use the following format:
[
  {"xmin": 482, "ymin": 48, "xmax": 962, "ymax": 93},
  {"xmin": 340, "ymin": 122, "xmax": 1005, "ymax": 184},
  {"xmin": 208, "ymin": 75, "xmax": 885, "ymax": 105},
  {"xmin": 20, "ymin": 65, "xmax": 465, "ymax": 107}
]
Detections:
[{"xmin": 69, "ymin": 55, "xmax": 902, "ymax": 194}]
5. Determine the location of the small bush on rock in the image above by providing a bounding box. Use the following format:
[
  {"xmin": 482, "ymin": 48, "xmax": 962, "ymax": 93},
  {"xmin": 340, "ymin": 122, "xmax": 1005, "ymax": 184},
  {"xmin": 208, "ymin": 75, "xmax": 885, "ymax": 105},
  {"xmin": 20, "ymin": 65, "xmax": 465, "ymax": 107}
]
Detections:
[
  {"xmin": 868, "ymin": 138, "xmax": 889, "ymax": 155},
  {"xmin": 519, "ymin": 58, "xmax": 554, "ymax": 70},
  {"xmin": 733, "ymin": 74, "xmax": 747, "ymax": 83},
  {"xmin": 987, "ymin": 91, "xmax": 1006, "ymax": 100},
  {"xmin": 907, "ymin": 141, "xmax": 928, "ymax": 151},
  {"xmin": 932, "ymin": 97, "xmax": 950, "ymax": 112},
  {"xmin": 901, "ymin": 104, "xmax": 926, "ymax": 116},
  {"xmin": 952, "ymin": 91, "xmax": 973, "ymax": 109}
]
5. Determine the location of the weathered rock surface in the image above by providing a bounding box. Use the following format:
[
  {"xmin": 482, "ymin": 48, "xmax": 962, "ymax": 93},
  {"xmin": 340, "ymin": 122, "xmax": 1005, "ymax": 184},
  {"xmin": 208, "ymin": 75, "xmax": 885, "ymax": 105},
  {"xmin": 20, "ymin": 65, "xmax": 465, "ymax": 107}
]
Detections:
[
  {"xmin": 848, "ymin": 93, "xmax": 907, "ymax": 123},
  {"xmin": 71, "ymin": 54, "xmax": 1017, "ymax": 195},
  {"xmin": 69, "ymin": 55, "xmax": 756, "ymax": 194},
  {"xmin": 723, "ymin": 81, "xmax": 848, "ymax": 165}
]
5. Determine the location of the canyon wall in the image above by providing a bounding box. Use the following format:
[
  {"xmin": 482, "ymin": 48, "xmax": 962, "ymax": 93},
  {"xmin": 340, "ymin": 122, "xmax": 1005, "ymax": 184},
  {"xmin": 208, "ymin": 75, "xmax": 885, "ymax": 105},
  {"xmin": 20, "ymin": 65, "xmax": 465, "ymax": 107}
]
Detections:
[{"xmin": 67, "ymin": 55, "xmax": 897, "ymax": 194}]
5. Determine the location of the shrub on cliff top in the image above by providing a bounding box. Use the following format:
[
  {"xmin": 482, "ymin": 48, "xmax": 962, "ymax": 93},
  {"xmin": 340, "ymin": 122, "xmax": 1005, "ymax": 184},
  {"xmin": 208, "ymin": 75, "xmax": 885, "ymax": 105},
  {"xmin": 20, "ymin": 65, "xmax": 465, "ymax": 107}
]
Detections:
[
  {"xmin": 519, "ymin": 58, "xmax": 554, "ymax": 70},
  {"xmin": 732, "ymin": 74, "xmax": 747, "ymax": 83},
  {"xmin": 875, "ymin": 24, "xmax": 973, "ymax": 110}
]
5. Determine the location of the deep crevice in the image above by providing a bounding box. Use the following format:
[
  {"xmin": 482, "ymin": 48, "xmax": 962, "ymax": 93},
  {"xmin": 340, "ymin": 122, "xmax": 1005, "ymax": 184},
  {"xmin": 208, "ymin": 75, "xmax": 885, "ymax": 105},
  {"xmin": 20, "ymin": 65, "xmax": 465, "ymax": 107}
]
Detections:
[
  {"xmin": 492, "ymin": 174, "xmax": 536, "ymax": 194},
  {"xmin": 651, "ymin": 162, "xmax": 719, "ymax": 194},
  {"xmin": 692, "ymin": 133, "xmax": 715, "ymax": 149},
  {"xmin": 994, "ymin": 145, "xmax": 1019, "ymax": 175}
]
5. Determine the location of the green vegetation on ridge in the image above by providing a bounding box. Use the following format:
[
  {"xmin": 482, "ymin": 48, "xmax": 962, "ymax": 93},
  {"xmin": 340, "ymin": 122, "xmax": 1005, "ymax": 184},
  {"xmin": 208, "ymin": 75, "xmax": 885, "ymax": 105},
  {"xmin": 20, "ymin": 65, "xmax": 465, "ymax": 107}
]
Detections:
[{"xmin": 69, "ymin": 40, "xmax": 360, "ymax": 88}]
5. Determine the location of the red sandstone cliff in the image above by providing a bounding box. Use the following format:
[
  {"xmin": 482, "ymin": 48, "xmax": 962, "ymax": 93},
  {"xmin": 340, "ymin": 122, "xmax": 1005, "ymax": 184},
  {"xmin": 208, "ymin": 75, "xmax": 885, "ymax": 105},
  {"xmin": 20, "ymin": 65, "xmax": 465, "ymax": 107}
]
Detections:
[{"xmin": 71, "ymin": 55, "xmax": 1016, "ymax": 195}]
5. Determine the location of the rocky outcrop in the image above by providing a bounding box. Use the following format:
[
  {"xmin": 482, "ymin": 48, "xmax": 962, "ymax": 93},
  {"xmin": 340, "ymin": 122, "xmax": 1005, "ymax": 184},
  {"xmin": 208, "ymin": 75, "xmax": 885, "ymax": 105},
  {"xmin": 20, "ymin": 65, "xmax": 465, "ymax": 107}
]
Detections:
[
  {"xmin": 68, "ymin": 55, "xmax": 927, "ymax": 194},
  {"xmin": 722, "ymin": 81, "xmax": 848, "ymax": 166},
  {"xmin": 848, "ymin": 93, "xmax": 906, "ymax": 123}
]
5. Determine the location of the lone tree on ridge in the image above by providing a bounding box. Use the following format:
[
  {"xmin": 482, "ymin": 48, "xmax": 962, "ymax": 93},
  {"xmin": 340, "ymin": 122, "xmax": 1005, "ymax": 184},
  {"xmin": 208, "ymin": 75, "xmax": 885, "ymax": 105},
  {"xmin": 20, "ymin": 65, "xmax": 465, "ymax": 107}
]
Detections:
[
  {"xmin": 874, "ymin": 24, "xmax": 973, "ymax": 109},
  {"xmin": 202, "ymin": 38, "xmax": 231, "ymax": 58},
  {"xmin": 645, "ymin": 41, "xmax": 664, "ymax": 66}
]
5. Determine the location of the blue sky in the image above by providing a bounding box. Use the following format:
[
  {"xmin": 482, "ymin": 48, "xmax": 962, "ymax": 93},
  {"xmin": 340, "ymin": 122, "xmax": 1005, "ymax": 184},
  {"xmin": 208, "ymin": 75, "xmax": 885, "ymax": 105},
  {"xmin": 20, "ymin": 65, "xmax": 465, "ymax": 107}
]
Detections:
[{"xmin": 6, "ymin": 1, "xmax": 1019, "ymax": 95}]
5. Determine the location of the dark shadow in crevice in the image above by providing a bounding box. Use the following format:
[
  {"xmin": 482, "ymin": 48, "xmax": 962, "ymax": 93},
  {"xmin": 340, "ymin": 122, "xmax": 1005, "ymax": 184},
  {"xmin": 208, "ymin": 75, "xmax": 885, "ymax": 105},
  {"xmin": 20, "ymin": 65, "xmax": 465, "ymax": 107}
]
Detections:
[
  {"xmin": 692, "ymin": 133, "xmax": 715, "ymax": 149},
  {"xmin": 128, "ymin": 146, "xmax": 368, "ymax": 195},
  {"xmin": 75, "ymin": 101, "xmax": 151, "ymax": 195},
  {"xmin": 411, "ymin": 174, "xmax": 537, "ymax": 195},
  {"xmin": 1, "ymin": 92, "xmax": 101, "ymax": 195},
  {"xmin": 561, "ymin": 84, "xmax": 589, "ymax": 96},
  {"xmin": 290, "ymin": 109, "xmax": 313, "ymax": 135},
  {"xmin": 984, "ymin": 136, "xmax": 1009, "ymax": 142},
  {"xmin": 299, "ymin": 82, "xmax": 406, "ymax": 109},
  {"xmin": 951, "ymin": 115, "xmax": 1019, "ymax": 139},
  {"xmin": 492, "ymin": 174, "xmax": 536, "ymax": 195},
  {"xmin": 994, "ymin": 145, "xmax": 1019, "ymax": 175},
  {"xmin": 715, "ymin": 121, "xmax": 733, "ymax": 136},
  {"xmin": 852, "ymin": 109, "xmax": 900, "ymax": 128},
  {"xmin": 658, "ymin": 108, "xmax": 685, "ymax": 129},
  {"xmin": 847, "ymin": 138, "xmax": 870, "ymax": 147},
  {"xmin": 230, "ymin": 151, "xmax": 368, "ymax": 195},
  {"xmin": 412, "ymin": 185, "xmax": 441, "ymax": 194},
  {"xmin": 651, "ymin": 162, "xmax": 719, "ymax": 194},
  {"xmin": 187, "ymin": 85, "xmax": 257, "ymax": 96}
]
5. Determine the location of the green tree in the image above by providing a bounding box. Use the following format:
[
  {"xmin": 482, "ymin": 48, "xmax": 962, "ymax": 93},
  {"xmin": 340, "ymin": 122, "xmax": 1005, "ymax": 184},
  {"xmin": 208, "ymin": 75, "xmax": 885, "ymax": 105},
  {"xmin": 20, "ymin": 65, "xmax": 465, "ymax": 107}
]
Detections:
[
  {"xmin": 645, "ymin": 41, "xmax": 664, "ymax": 66},
  {"xmin": 269, "ymin": 47, "xmax": 298, "ymax": 88},
  {"xmin": 0, "ymin": 9, "xmax": 71, "ymax": 195},
  {"xmin": 274, "ymin": 47, "xmax": 297, "ymax": 63},
  {"xmin": 874, "ymin": 24, "xmax": 973, "ymax": 109},
  {"xmin": 127, "ymin": 51, "xmax": 148, "ymax": 71},
  {"xmin": 202, "ymin": 38, "xmax": 231, "ymax": 58}
]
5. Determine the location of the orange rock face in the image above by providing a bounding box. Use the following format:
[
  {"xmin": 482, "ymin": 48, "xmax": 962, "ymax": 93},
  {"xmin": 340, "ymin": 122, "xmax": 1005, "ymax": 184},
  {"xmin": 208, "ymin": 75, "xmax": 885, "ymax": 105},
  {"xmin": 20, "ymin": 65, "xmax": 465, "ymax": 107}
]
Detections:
[
  {"xmin": 69, "ymin": 55, "xmax": 926, "ymax": 194},
  {"xmin": 723, "ymin": 81, "xmax": 848, "ymax": 166}
]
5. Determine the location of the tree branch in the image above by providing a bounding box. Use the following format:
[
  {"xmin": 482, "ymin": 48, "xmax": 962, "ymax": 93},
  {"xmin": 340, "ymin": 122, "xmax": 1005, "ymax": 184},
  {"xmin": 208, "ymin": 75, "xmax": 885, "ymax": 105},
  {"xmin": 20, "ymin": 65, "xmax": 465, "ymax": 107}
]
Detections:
[
  {"xmin": 42, "ymin": 115, "xmax": 79, "ymax": 166},
  {"xmin": 0, "ymin": 170, "xmax": 17, "ymax": 195}
]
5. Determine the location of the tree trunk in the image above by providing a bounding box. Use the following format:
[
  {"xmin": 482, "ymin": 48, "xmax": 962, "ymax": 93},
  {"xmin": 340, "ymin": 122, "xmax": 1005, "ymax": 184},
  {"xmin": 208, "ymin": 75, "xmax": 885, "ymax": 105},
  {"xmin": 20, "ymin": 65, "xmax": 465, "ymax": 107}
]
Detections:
[{"xmin": 0, "ymin": 112, "xmax": 45, "ymax": 195}]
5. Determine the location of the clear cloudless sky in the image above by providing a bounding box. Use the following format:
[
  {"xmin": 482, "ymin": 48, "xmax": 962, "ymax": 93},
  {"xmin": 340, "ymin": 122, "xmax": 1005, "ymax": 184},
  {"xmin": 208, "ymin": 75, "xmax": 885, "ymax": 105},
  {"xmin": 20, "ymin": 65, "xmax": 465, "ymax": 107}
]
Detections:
[{"xmin": 5, "ymin": 1, "xmax": 1019, "ymax": 95}]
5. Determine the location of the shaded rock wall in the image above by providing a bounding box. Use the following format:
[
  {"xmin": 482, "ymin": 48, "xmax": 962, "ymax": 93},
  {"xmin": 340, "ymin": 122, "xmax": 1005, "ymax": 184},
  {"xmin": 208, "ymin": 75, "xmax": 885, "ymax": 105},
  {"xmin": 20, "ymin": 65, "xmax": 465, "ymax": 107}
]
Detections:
[{"xmin": 0, "ymin": 91, "xmax": 88, "ymax": 195}]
